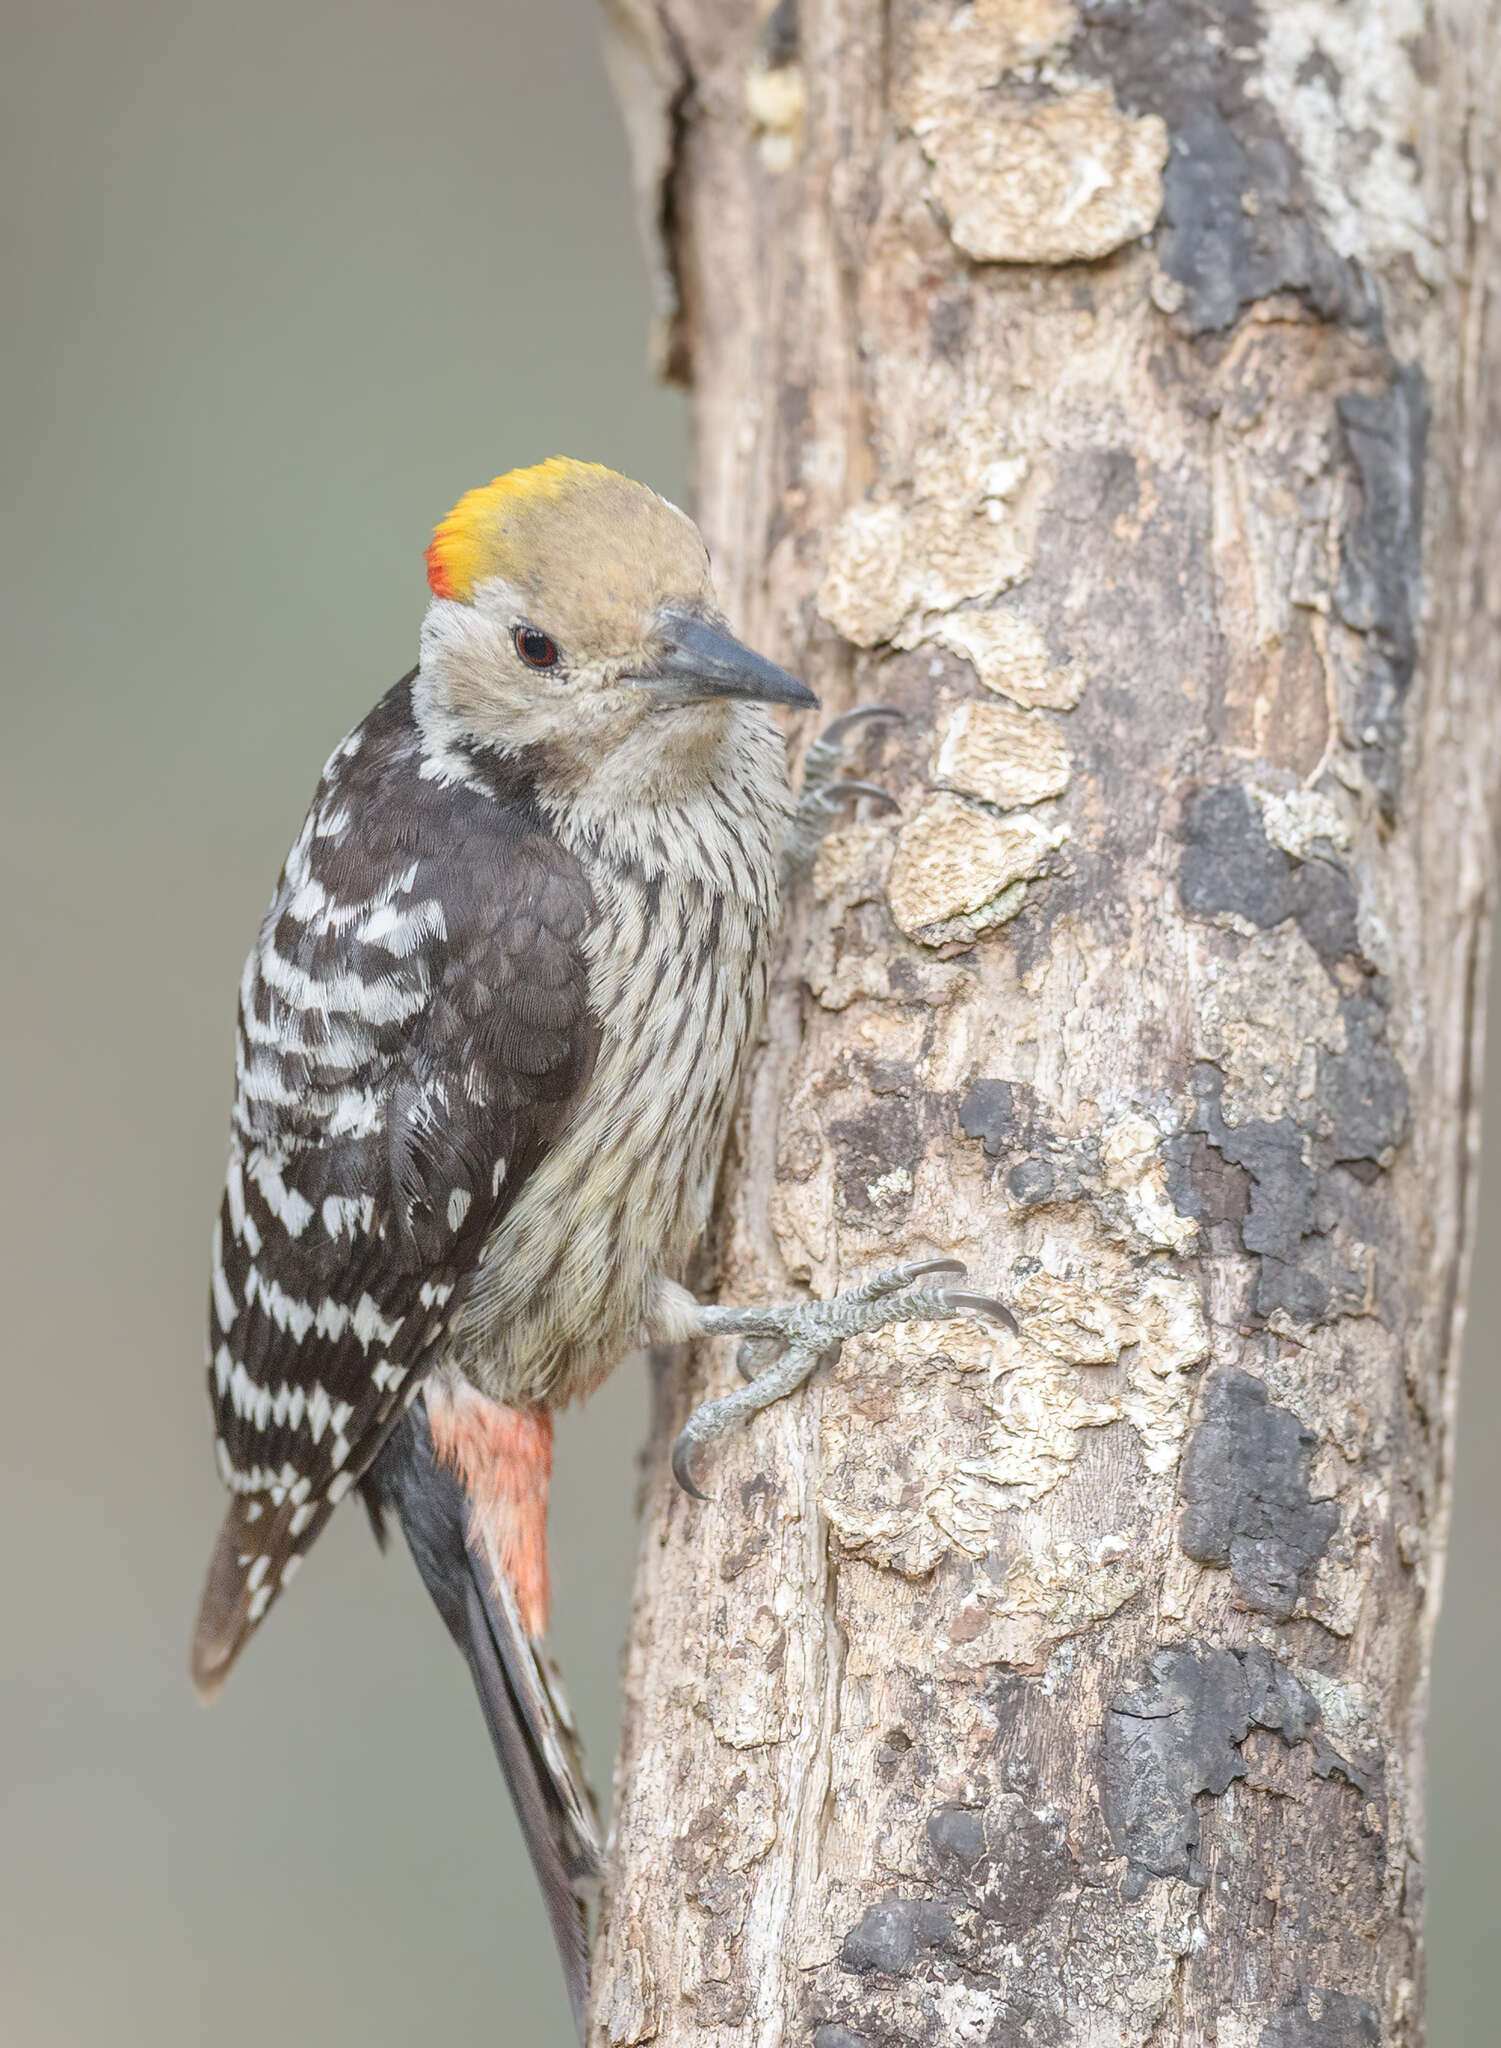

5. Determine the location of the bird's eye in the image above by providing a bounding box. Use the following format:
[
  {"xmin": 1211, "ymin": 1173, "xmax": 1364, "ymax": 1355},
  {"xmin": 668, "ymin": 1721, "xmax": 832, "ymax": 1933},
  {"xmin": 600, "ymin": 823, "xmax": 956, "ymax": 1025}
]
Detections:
[{"xmin": 514, "ymin": 625, "xmax": 560, "ymax": 670}]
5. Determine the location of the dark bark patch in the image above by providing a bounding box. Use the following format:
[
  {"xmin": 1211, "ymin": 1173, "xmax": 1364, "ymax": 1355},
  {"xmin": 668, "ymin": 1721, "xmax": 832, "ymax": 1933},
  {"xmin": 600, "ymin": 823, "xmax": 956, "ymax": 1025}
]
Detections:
[
  {"xmin": 957, "ymin": 1080, "xmax": 1091, "ymax": 1207},
  {"xmin": 1164, "ymin": 1128, "xmax": 1251, "ymax": 1227},
  {"xmin": 1259, "ymin": 1988, "xmax": 1381, "ymax": 2047},
  {"xmin": 1335, "ymin": 365, "xmax": 1429, "ymax": 812},
  {"xmin": 926, "ymin": 1805, "xmax": 987, "ymax": 1872},
  {"xmin": 1319, "ymin": 993, "xmax": 1408, "ymax": 1167},
  {"xmin": 958, "ymin": 1078, "xmax": 1028, "ymax": 1157},
  {"xmin": 1174, "ymin": 788, "xmax": 1408, "ymax": 1314},
  {"xmin": 756, "ymin": 0, "xmax": 799, "ymax": 70},
  {"xmin": 814, "ymin": 2030, "xmax": 873, "ymax": 2048},
  {"xmin": 1071, "ymin": 0, "xmax": 1375, "ymax": 335},
  {"xmin": 929, "ymin": 290, "xmax": 973, "ymax": 361},
  {"xmin": 839, "ymin": 1896, "xmax": 960, "ymax": 1977},
  {"xmin": 1188, "ymin": 1066, "xmax": 1325, "ymax": 1320},
  {"xmin": 926, "ymin": 1796, "xmax": 1075, "ymax": 1937},
  {"xmin": 1179, "ymin": 1369, "xmax": 1338, "ymax": 1620},
  {"xmin": 1104, "ymin": 1641, "xmax": 1368, "ymax": 1896},
  {"xmin": 1178, "ymin": 783, "xmax": 1359, "ymax": 968},
  {"xmin": 831, "ymin": 1096, "xmax": 922, "ymax": 1218}
]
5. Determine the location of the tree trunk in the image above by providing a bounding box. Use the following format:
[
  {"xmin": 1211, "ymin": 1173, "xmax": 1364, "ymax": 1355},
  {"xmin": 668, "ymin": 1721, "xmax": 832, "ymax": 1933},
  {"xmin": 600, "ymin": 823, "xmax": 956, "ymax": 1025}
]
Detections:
[{"xmin": 592, "ymin": 4, "xmax": 1501, "ymax": 2043}]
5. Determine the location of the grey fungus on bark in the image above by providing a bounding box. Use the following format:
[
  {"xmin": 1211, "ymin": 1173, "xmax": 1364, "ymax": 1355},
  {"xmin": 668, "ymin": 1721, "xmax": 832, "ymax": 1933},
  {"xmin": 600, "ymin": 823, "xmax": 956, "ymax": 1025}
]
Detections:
[
  {"xmin": 1178, "ymin": 1369, "xmax": 1339, "ymax": 1621},
  {"xmin": 1103, "ymin": 1642, "xmax": 1378, "ymax": 1898}
]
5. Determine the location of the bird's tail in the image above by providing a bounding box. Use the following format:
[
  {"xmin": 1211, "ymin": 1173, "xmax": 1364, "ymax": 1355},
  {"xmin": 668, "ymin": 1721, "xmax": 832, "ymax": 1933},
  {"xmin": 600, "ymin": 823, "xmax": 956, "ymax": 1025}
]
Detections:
[{"xmin": 365, "ymin": 1388, "xmax": 600, "ymax": 2040}]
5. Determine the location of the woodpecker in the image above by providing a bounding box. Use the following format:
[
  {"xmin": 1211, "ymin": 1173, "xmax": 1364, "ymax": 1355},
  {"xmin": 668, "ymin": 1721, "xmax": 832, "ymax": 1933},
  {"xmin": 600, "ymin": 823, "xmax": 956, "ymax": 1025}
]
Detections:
[{"xmin": 191, "ymin": 457, "xmax": 1008, "ymax": 2033}]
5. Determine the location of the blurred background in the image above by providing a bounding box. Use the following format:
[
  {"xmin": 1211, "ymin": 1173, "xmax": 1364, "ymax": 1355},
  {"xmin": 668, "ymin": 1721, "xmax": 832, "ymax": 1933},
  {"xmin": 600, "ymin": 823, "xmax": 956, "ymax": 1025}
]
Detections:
[{"xmin": 0, "ymin": 4, "xmax": 1494, "ymax": 2043}]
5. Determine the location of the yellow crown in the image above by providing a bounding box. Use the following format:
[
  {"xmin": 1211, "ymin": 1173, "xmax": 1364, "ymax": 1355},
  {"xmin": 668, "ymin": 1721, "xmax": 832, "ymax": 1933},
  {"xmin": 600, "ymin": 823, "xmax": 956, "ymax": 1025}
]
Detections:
[{"xmin": 425, "ymin": 457, "xmax": 622, "ymax": 602}]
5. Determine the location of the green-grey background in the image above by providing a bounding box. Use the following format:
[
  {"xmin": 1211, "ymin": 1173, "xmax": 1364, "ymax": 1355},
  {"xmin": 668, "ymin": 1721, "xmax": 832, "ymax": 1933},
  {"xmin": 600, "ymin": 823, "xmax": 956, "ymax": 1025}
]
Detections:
[{"xmin": 1, "ymin": 4, "xmax": 1494, "ymax": 2042}]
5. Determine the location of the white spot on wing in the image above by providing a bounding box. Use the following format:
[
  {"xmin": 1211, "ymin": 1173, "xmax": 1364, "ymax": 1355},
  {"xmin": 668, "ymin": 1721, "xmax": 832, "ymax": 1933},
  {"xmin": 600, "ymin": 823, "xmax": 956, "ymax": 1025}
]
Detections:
[
  {"xmin": 245, "ymin": 1151, "xmax": 315, "ymax": 1236},
  {"xmin": 447, "ymin": 1188, "xmax": 471, "ymax": 1231},
  {"xmin": 211, "ymin": 1222, "xmax": 236, "ymax": 1331},
  {"xmin": 321, "ymin": 1193, "xmax": 375, "ymax": 1239},
  {"xmin": 358, "ymin": 896, "xmax": 448, "ymax": 957}
]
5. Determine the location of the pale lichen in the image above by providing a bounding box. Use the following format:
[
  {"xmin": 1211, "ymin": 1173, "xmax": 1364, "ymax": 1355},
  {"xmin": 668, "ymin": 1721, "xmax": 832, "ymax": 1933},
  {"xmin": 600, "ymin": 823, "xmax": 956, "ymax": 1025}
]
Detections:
[
  {"xmin": 942, "ymin": 1539, "xmax": 1144, "ymax": 1674},
  {"xmin": 1253, "ymin": 784, "xmax": 1352, "ymax": 860},
  {"xmin": 820, "ymin": 1266, "xmax": 1206, "ymax": 1576},
  {"xmin": 920, "ymin": 86, "xmax": 1169, "ymax": 266},
  {"xmin": 745, "ymin": 55, "xmax": 804, "ymax": 174},
  {"xmin": 818, "ymin": 445, "xmax": 1044, "ymax": 653},
  {"xmin": 932, "ymin": 699, "xmax": 1072, "ymax": 810},
  {"xmin": 1193, "ymin": 925, "xmax": 1347, "ymax": 1127},
  {"xmin": 928, "ymin": 608, "xmax": 1085, "ymax": 710},
  {"xmin": 1258, "ymin": 0, "xmax": 1441, "ymax": 284},
  {"xmin": 1100, "ymin": 1113, "xmax": 1200, "ymax": 1253},
  {"xmin": 887, "ymin": 795, "xmax": 1067, "ymax": 947},
  {"xmin": 901, "ymin": 0, "xmax": 1166, "ymax": 264}
]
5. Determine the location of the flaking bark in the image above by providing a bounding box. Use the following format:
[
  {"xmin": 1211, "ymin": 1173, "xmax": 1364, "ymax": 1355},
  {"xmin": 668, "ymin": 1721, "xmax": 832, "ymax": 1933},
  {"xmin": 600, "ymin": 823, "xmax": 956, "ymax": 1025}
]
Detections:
[{"xmin": 592, "ymin": 3, "xmax": 1501, "ymax": 2042}]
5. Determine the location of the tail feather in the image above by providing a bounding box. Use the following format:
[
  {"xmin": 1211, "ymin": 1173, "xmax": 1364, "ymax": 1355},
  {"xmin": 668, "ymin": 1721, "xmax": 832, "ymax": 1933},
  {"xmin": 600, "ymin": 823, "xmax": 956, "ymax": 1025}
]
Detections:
[
  {"xmin": 190, "ymin": 1493, "xmax": 335, "ymax": 1704},
  {"xmin": 366, "ymin": 1401, "xmax": 600, "ymax": 2039}
]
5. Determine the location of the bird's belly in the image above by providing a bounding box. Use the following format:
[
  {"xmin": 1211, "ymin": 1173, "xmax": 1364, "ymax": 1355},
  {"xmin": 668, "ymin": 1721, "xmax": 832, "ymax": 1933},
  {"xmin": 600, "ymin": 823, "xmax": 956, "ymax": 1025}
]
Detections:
[{"xmin": 447, "ymin": 881, "xmax": 771, "ymax": 1408}]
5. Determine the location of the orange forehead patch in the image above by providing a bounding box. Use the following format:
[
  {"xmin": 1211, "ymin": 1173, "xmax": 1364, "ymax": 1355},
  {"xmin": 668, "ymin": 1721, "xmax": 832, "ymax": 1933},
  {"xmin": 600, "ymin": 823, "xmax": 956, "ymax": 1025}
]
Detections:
[{"xmin": 425, "ymin": 456, "xmax": 622, "ymax": 603}]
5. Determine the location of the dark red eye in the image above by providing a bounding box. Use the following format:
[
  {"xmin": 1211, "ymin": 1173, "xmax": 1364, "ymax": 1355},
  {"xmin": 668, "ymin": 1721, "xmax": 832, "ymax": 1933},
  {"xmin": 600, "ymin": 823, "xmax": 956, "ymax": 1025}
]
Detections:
[{"xmin": 514, "ymin": 625, "xmax": 559, "ymax": 669}]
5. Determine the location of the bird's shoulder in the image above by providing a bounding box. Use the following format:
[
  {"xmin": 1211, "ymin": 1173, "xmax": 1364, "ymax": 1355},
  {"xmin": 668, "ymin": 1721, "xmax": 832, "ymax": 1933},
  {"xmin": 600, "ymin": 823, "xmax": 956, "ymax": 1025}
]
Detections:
[{"xmin": 235, "ymin": 671, "xmax": 599, "ymax": 1149}]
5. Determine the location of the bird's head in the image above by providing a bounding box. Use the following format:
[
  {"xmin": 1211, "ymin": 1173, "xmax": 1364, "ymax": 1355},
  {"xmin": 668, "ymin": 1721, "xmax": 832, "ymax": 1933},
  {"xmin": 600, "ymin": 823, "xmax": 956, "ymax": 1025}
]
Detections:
[{"xmin": 418, "ymin": 458, "xmax": 816, "ymax": 775}]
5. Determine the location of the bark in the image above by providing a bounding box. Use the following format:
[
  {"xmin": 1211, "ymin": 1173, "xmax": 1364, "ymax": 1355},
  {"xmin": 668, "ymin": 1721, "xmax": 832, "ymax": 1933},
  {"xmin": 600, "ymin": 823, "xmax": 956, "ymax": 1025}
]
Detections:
[{"xmin": 592, "ymin": 3, "xmax": 1501, "ymax": 2043}]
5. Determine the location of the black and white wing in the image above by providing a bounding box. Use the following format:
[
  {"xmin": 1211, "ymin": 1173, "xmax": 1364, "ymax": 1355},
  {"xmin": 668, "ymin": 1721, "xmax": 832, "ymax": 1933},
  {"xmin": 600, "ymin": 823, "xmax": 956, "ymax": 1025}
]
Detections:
[{"xmin": 192, "ymin": 677, "xmax": 597, "ymax": 1698}]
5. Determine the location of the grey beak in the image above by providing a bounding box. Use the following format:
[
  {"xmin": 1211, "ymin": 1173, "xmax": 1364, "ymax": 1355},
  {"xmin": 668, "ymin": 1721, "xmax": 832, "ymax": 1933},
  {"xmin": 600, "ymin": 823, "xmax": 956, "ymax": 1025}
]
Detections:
[{"xmin": 633, "ymin": 611, "xmax": 819, "ymax": 711}]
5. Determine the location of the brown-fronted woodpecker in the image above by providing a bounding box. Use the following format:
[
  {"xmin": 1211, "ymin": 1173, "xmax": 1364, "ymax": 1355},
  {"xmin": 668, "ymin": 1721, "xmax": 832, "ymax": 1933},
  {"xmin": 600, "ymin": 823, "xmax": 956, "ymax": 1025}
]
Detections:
[{"xmin": 190, "ymin": 457, "xmax": 1009, "ymax": 2033}]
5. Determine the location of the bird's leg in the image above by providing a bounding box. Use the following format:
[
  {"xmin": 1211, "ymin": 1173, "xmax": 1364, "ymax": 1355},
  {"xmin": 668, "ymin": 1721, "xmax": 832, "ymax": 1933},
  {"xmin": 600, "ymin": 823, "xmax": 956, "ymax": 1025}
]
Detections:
[
  {"xmin": 672, "ymin": 1260, "xmax": 1015, "ymax": 1498},
  {"xmin": 782, "ymin": 704, "xmax": 905, "ymax": 891}
]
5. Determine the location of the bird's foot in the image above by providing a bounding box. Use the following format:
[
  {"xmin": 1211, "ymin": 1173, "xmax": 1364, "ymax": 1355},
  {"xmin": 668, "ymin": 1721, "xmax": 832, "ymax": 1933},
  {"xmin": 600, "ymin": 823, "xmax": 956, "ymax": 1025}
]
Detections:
[
  {"xmin": 782, "ymin": 705, "xmax": 904, "ymax": 888},
  {"xmin": 672, "ymin": 1259, "xmax": 1015, "ymax": 1498}
]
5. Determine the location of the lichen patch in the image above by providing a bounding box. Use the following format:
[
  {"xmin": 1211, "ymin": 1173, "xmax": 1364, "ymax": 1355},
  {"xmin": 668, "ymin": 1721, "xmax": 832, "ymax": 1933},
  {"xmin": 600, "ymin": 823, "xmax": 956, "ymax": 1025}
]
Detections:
[
  {"xmin": 1101, "ymin": 1113, "xmax": 1199, "ymax": 1253},
  {"xmin": 817, "ymin": 422, "xmax": 1047, "ymax": 654},
  {"xmin": 900, "ymin": 1, "xmax": 1166, "ymax": 264},
  {"xmin": 942, "ymin": 1539, "xmax": 1144, "ymax": 1674},
  {"xmin": 887, "ymin": 795, "xmax": 1067, "ymax": 947},
  {"xmin": 1193, "ymin": 925, "xmax": 1347, "ymax": 1127},
  {"xmin": 920, "ymin": 86, "xmax": 1169, "ymax": 266},
  {"xmin": 927, "ymin": 608, "xmax": 1085, "ymax": 710},
  {"xmin": 1253, "ymin": 785, "xmax": 1352, "ymax": 861},
  {"xmin": 932, "ymin": 699, "xmax": 1072, "ymax": 811},
  {"xmin": 820, "ymin": 1265, "xmax": 1206, "ymax": 1576},
  {"xmin": 1258, "ymin": 1, "xmax": 1441, "ymax": 283}
]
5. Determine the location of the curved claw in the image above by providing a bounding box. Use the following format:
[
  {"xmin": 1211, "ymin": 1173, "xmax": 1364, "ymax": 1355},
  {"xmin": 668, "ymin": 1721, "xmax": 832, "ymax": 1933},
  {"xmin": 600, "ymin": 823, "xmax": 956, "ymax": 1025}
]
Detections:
[
  {"xmin": 816, "ymin": 779, "xmax": 901, "ymax": 815},
  {"xmin": 737, "ymin": 1335, "xmax": 787, "ymax": 1383},
  {"xmin": 941, "ymin": 1289, "xmax": 1019, "ymax": 1334},
  {"xmin": 671, "ymin": 1431, "xmax": 711, "ymax": 1501},
  {"xmin": 817, "ymin": 704, "xmax": 905, "ymax": 745},
  {"xmin": 900, "ymin": 1257, "xmax": 968, "ymax": 1281}
]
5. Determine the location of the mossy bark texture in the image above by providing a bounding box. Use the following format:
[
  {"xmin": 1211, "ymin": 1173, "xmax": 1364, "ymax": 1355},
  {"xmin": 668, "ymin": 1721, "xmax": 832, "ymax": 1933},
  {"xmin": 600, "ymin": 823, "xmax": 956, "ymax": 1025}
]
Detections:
[{"xmin": 593, "ymin": 4, "xmax": 1501, "ymax": 2042}]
